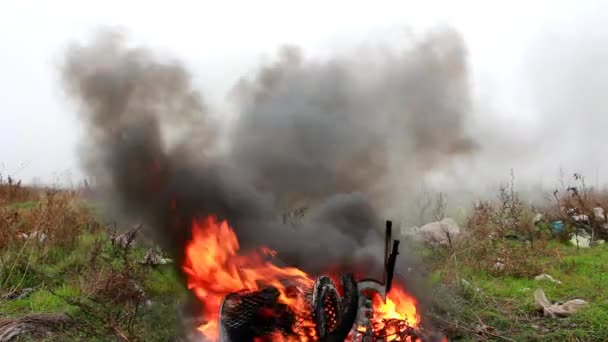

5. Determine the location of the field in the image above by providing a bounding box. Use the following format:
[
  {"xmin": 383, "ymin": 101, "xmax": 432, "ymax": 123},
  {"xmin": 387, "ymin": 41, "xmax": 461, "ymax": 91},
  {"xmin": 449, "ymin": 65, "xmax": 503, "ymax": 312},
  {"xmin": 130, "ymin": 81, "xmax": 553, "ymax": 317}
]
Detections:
[
  {"xmin": 0, "ymin": 177, "xmax": 186, "ymax": 341},
  {"xmin": 1, "ymin": 174, "xmax": 607, "ymax": 341},
  {"xmin": 427, "ymin": 242, "xmax": 608, "ymax": 341}
]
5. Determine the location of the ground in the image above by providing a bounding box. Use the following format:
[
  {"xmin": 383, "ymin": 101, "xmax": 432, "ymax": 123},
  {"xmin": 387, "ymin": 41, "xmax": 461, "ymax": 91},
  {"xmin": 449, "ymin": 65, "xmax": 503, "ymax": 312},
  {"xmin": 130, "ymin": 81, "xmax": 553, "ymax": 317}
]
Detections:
[
  {"xmin": 428, "ymin": 243, "xmax": 608, "ymax": 341},
  {"xmin": 1, "ymin": 181, "xmax": 607, "ymax": 341},
  {"xmin": 0, "ymin": 186, "xmax": 187, "ymax": 341}
]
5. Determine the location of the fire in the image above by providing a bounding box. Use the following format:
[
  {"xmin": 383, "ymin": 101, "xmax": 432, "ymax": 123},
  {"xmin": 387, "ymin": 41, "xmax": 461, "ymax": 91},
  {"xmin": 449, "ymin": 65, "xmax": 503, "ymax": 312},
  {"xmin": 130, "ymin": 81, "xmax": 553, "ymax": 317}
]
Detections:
[
  {"xmin": 373, "ymin": 286, "xmax": 420, "ymax": 327},
  {"xmin": 182, "ymin": 215, "xmax": 314, "ymax": 341},
  {"xmin": 349, "ymin": 285, "xmax": 421, "ymax": 341},
  {"xmin": 182, "ymin": 215, "xmax": 426, "ymax": 341}
]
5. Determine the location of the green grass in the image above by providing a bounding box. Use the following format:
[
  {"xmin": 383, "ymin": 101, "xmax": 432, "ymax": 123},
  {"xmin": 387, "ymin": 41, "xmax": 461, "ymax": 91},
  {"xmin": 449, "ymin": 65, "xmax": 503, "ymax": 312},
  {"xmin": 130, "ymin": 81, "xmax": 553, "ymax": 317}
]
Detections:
[
  {"xmin": 437, "ymin": 244, "xmax": 608, "ymax": 341},
  {"xmin": 0, "ymin": 206, "xmax": 185, "ymax": 341},
  {"xmin": 0, "ymin": 285, "xmax": 80, "ymax": 316},
  {"xmin": 144, "ymin": 266, "xmax": 187, "ymax": 299},
  {"xmin": 4, "ymin": 196, "xmax": 608, "ymax": 341}
]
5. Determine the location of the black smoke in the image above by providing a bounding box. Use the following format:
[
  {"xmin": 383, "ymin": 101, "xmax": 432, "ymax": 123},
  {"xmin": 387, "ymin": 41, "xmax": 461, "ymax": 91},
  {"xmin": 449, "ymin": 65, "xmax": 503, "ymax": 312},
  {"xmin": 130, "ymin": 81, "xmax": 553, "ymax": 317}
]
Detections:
[{"xmin": 61, "ymin": 28, "xmax": 476, "ymax": 309}]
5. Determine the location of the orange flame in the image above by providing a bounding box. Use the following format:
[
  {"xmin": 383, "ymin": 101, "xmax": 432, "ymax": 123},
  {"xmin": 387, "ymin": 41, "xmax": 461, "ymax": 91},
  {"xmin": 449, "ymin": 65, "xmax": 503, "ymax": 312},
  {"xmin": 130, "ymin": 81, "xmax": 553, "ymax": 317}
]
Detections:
[
  {"xmin": 182, "ymin": 216, "xmax": 315, "ymax": 341},
  {"xmin": 182, "ymin": 215, "xmax": 426, "ymax": 341},
  {"xmin": 373, "ymin": 286, "xmax": 420, "ymax": 327}
]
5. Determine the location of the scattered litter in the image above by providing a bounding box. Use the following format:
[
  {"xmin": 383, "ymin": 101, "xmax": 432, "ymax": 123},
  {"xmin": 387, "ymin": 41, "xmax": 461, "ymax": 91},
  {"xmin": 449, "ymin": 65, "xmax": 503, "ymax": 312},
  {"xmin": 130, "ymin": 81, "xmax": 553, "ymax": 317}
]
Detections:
[
  {"xmin": 597, "ymin": 240, "xmax": 605, "ymax": 245},
  {"xmin": 533, "ymin": 213, "xmax": 544, "ymax": 225},
  {"xmin": 16, "ymin": 231, "xmax": 47, "ymax": 244},
  {"xmin": 460, "ymin": 279, "xmax": 481, "ymax": 293},
  {"xmin": 550, "ymin": 221, "xmax": 565, "ymax": 234},
  {"xmin": 567, "ymin": 208, "xmax": 590, "ymax": 223},
  {"xmin": 572, "ymin": 214, "xmax": 589, "ymax": 223},
  {"xmin": 534, "ymin": 288, "xmax": 588, "ymax": 318},
  {"xmin": 493, "ymin": 262, "xmax": 505, "ymax": 272},
  {"xmin": 522, "ymin": 288, "xmax": 531, "ymax": 292},
  {"xmin": 415, "ymin": 218, "xmax": 461, "ymax": 245},
  {"xmin": 141, "ymin": 247, "xmax": 173, "ymax": 265},
  {"xmin": 593, "ymin": 207, "xmax": 605, "ymax": 221},
  {"xmin": 570, "ymin": 233, "xmax": 591, "ymax": 248},
  {"xmin": 534, "ymin": 274, "xmax": 562, "ymax": 284},
  {"xmin": 111, "ymin": 224, "xmax": 142, "ymax": 249}
]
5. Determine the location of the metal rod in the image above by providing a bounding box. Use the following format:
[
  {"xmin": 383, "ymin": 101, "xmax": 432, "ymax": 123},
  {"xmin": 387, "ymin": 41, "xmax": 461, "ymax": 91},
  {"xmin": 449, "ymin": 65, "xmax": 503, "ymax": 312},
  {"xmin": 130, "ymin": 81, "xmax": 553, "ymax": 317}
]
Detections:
[
  {"xmin": 385, "ymin": 240, "xmax": 400, "ymax": 293},
  {"xmin": 383, "ymin": 220, "xmax": 392, "ymax": 284}
]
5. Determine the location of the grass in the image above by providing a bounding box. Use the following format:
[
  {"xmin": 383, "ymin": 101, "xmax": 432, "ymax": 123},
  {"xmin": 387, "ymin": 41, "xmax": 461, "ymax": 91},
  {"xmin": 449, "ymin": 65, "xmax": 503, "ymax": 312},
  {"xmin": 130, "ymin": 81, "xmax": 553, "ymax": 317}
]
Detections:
[
  {"xmin": 1, "ymin": 286, "xmax": 80, "ymax": 316},
  {"xmin": 2, "ymin": 174, "xmax": 608, "ymax": 341},
  {"xmin": 0, "ymin": 183, "xmax": 188, "ymax": 341},
  {"xmin": 429, "ymin": 241, "xmax": 608, "ymax": 341}
]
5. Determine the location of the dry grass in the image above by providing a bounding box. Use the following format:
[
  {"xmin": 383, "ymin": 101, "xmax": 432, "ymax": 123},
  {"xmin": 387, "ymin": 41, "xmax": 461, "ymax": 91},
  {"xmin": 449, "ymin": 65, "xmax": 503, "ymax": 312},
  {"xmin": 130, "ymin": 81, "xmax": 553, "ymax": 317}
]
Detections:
[
  {"xmin": 0, "ymin": 174, "xmax": 39, "ymax": 207},
  {"xmin": 0, "ymin": 174, "xmax": 184, "ymax": 341},
  {"xmin": 2, "ymin": 170, "xmax": 607, "ymax": 341},
  {"xmin": 0, "ymin": 181, "xmax": 98, "ymax": 251},
  {"xmin": 0, "ymin": 313, "xmax": 71, "ymax": 341},
  {"xmin": 423, "ymin": 171, "xmax": 608, "ymax": 341},
  {"xmin": 425, "ymin": 172, "xmax": 558, "ymax": 279}
]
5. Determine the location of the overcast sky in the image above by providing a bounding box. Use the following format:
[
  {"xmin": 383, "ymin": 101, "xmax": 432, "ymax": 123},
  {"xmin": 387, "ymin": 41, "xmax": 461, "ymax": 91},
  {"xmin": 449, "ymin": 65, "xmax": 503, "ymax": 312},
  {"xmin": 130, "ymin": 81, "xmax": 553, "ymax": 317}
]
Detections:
[{"xmin": 1, "ymin": 0, "xmax": 607, "ymax": 186}]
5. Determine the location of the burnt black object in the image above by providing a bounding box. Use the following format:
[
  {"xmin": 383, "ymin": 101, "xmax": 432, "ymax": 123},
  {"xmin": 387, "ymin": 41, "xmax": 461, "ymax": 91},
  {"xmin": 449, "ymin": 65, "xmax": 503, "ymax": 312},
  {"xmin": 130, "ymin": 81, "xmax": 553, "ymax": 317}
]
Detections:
[
  {"xmin": 218, "ymin": 274, "xmax": 358, "ymax": 342},
  {"xmin": 384, "ymin": 220, "xmax": 399, "ymax": 294},
  {"xmin": 315, "ymin": 274, "xmax": 359, "ymax": 342},
  {"xmin": 385, "ymin": 240, "xmax": 400, "ymax": 293},
  {"xmin": 218, "ymin": 287, "xmax": 295, "ymax": 340},
  {"xmin": 312, "ymin": 276, "xmax": 341, "ymax": 338}
]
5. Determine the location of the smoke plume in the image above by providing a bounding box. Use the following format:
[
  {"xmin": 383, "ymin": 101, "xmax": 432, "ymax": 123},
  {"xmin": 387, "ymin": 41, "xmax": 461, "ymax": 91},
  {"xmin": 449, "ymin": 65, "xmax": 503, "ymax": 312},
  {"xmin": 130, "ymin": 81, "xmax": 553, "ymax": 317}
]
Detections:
[
  {"xmin": 61, "ymin": 28, "xmax": 476, "ymax": 309},
  {"xmin": 229, "ymin": 30, "xmax": 476, "ymax": 211}
]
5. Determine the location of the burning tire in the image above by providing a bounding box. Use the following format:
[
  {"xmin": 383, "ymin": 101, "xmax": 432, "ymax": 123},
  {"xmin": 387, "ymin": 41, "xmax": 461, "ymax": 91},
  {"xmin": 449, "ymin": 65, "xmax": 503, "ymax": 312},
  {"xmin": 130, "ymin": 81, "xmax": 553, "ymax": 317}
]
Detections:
[
  {"xmin": 219, "ymin": 287, "xmax": 295, "ymax": 341},
  {"xmin": 311, "ymin": 275, "xmax": 341, "ymax": 338},
  {"xmin": 218, "ymin": 274, "xmax": 358, "ymax": 342}
]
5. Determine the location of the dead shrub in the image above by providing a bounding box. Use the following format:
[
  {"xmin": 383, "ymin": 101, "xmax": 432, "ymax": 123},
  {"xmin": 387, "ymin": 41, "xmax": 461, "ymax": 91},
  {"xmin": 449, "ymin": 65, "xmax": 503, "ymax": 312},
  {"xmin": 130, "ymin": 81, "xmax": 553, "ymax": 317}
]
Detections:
[
  {"xmin": 1, "ymin": 187, "xmax": 97, "ymax": 250},
  {"xmin": 551, "ymin": 172, "xmax": 608, "ymax": 241},
  {"xmin": 0, "ymin": 173, "xmax": 39, "ymax": 206},
  {"xmin": 86, "ymin": 271, "xmax": 147, "ymax": 306},
  {"xmin": 456, "ymin": 171, "xmax": 555, "ymax": 277},
  {"xmin": 53, "ymin": 230, "xmax": 148, "ymax": 342}
]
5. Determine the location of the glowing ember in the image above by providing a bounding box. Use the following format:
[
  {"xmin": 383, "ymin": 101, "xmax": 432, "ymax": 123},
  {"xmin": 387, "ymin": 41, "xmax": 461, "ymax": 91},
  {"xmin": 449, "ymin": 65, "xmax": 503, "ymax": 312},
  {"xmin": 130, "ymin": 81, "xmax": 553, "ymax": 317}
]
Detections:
[{"xmin": 181, "ymin": 216, "xmax": 314, "ymax": 341}]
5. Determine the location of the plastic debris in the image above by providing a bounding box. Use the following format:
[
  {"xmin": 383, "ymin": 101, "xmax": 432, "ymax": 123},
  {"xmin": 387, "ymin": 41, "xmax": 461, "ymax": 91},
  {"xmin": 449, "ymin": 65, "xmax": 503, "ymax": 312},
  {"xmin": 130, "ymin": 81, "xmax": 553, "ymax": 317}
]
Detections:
[
  {"xmin": 550, "ymin": 221, "xmax": 565, "ymax": 234},
  {"xmin": 414, "ymin": 218, "xmax": 461, "ymax": 245},
  {"xmin": 460, "ymin": 279, "xmax": 481, "ymax": 293},
  {"xmin": 593, "ymin": 207, "xmax": 605, "ymax": 221},
  {"xmin": 534, "ymin": 274, "xmax": 562, "ymax": 284},
  {"xmin": 534, "ymin": 289, "xmax": 588, "ymax": 318},
  {"xmin": 493, "ymin": 262, "xmax": 505, "ymax": 272},
  {"xmin": 16, "ymin": 231, "xmax": 47, "ymax": 243},
  {"xmin": 570, "ymin": 233, "xmax": 591, "ymax": 248},
  {"xmin": 141, "ymin": 246, "xmax": 173, "ymax": 265}
]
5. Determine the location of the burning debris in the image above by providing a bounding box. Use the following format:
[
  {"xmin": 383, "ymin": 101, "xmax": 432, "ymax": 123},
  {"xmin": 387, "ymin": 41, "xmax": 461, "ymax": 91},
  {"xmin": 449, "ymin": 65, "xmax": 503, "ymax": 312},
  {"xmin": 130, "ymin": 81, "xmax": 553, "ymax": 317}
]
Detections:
[
  {"xmin": 183, "ymin": 218, "xmax": 442, "ymax": 341},
  {"xmin": 217, "ymin": 274, "xmax": 359, "ymax": 342}
]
